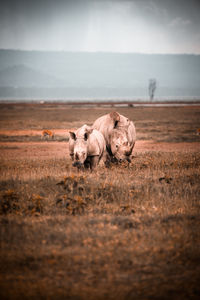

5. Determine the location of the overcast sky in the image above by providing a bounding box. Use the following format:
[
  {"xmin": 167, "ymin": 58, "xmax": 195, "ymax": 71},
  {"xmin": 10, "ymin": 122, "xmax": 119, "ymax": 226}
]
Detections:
[{"xmin": 0, "ymin": 0, "xmax": 200, "ymax": 54}]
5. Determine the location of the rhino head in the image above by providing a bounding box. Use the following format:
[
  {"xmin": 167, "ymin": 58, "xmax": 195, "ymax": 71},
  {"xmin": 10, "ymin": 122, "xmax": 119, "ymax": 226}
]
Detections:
[
  {"xmin": 69, "ymin": 126, "xmax": 93, "ymax": 168},
  {"xmin": 110, "ymin": 129, "xmax": 133, "ymax": 163}
]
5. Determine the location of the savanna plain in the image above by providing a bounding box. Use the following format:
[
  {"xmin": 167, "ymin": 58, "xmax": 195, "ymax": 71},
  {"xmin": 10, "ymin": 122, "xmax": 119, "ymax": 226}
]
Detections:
[{"xmin": 0, "ymin": 103, "xmax": 200, "ymax": 300}]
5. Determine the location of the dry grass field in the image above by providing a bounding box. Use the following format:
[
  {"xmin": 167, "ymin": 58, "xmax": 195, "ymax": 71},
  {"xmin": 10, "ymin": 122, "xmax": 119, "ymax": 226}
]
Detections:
[{"xmin": 0, "ymin": 103, "xmax": 200, "ymax": 300}]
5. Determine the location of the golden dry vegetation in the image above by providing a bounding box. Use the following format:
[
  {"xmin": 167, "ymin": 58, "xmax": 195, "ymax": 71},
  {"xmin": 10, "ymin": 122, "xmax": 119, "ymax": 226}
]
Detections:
[{"xmin": 0, "ymin": 103, "xmax": 200, "ymax": 300}]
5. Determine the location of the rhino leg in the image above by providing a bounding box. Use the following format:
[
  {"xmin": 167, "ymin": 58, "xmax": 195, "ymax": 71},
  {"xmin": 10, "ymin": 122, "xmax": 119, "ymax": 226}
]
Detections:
[
  {"xmin": 104, "ymin": 153, "xmax": 112, "ymax": 168},
  {"xmin": 84, "ymin": 158, "xmax": 91, "ymax": 169},
  {"xmin": 90, "ymin": 155, "xmax": 99, "ymax": 170},
  {"xmin": 103, "ymin": 146, "xmax": 114, "ymax": 167},
  {"xmin": 100, "ymin": 150, "xmax": 109, "ymax": 167}
]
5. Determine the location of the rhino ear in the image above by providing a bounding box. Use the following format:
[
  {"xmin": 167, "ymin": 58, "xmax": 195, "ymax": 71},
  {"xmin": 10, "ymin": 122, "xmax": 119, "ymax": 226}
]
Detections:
[
  {"xmin": 114, "ymin": 120, "xmax": 119, "ymax": 128},
  {"xmin": 69, "ymin": 132, "xmax": 76, "ymax": 140},
  {"xmin": 109, "ymin": 111, "xmax": 120, "ymax": 128},
  {"xmin": 84, "ymin": 128, "xmax": 93, "ymax": 141},
  {"xmin": 110, "ymin": 111, "xmax": 120, "ymax": 122}
]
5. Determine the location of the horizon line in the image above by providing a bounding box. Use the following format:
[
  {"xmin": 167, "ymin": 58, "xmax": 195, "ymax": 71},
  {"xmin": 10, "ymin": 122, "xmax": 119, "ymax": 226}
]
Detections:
[{"xmin": 0, "ymin": 48, "xmax": 200, "ymax": 56}]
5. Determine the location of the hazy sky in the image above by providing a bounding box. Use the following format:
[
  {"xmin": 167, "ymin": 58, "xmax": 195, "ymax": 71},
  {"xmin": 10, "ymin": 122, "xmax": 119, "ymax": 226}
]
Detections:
[{"xmin": 1, "ymin": 0, "xmax": 200, "ymax": 53}]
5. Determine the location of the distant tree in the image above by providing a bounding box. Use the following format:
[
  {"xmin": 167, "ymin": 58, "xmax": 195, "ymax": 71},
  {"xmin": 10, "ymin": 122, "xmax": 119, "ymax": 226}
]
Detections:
[{"xmin": 149, "ymin": 79, "xmax": 157, "ymax": 101}]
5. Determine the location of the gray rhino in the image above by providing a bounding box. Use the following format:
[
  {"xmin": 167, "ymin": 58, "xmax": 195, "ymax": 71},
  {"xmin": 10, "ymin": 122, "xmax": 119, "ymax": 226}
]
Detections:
[
  {"xmin": 92, "ymin": 111, "xmax": 136, "ymax": 163},
  {"xmin": 69, "ymin": 125, "xmax": 106, "ymax": 170}
]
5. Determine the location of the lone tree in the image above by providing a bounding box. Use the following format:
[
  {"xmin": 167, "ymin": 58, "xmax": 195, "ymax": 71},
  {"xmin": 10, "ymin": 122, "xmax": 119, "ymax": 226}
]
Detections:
[{"xmin": 149, "ymin": 78, "xmax": 157, "ymax": 101}]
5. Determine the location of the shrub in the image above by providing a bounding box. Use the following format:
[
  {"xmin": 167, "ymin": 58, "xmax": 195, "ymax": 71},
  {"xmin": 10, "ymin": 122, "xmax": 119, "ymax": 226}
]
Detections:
[{"xmin": 0, "ymin": 189, "xmax": 20, "ymax": 214}]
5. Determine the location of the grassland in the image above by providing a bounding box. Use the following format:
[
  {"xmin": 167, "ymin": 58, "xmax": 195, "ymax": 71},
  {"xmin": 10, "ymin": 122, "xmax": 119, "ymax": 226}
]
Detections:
[{"xmin": 0, "ymin": 103, "xmax": 200, "ymax": 300}]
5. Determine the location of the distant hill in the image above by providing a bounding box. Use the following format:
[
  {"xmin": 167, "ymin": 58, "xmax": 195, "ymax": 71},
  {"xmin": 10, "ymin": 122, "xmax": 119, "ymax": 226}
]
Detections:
[
  {"xmin": 0, "ymin": 49, "xmax": 200, "ymax": 99},
  {"xmin": 0, "ymin": 64, "xmax": 64, "ymax": 88}
]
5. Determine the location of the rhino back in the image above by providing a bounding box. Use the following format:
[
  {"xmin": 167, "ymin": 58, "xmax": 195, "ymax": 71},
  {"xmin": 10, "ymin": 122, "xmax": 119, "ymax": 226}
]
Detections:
[
  {"xmin": 93, "ymin": 115, "xmax": 108, "ymax": 133},
  {"xmin": 93, "ymin": 115, "xmax": 114, "ymax": 145}
]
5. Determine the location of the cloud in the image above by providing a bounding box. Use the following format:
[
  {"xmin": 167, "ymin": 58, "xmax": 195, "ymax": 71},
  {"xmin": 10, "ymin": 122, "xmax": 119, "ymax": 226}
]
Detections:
[
  {"xmin": 0, "ymin": 0, "xmax": 200, "ymax": 53},
  {"xmin": 168, "ymin": 17, "xmax": 191, "ymax": 28}
]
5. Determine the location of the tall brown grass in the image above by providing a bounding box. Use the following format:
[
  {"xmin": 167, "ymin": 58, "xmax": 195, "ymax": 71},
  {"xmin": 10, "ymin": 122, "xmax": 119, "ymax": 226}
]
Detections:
[{"xmin": 0, "ymin": 103, "xmax": 200, "ymax": 299}]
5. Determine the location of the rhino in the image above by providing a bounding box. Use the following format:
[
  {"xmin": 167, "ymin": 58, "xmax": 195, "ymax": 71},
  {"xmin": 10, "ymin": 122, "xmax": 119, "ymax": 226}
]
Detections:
[
  {"xmin": 92, "ymin": 111, "xmax": 136, "ymax": 163},
  {"xmin": 69, "ymin": 124, "xmax": 106, "ymax": 170}
]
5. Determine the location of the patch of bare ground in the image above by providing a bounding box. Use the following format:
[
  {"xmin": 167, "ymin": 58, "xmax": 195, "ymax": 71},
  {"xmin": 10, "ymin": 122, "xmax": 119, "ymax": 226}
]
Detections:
[{"xmin": 0, "ymin": 103, "xmax": 200, "ymax": 299}]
